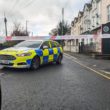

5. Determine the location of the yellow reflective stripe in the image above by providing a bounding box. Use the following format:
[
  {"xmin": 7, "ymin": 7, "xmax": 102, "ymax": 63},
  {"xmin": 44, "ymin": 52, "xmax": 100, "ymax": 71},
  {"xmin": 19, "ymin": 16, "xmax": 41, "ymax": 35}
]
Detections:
[
  {"xmin": 53, "ymin": 48, "xmax": 58, "ymax": 54},
  {"xmin": 43, "ymin": 49, "xmax": 49, "ymax": 56},
  {"xmin": 49, "ymin": 55, "xmax": 54, "ymax": 61},
  {"xmin": 40, "ymin": 56, "xmax": 43, "ymax": 64},
  {"xmin": 59, "ymin": 47, "xmax": 62, "ymax": 53},
  {"xmin": 49, "ymin": 41, "xmax": 52, "ymax": 48}
]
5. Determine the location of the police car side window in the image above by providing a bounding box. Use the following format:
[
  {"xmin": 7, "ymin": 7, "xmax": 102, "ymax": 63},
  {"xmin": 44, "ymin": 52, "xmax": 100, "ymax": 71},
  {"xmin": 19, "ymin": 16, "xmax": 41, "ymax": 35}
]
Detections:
[
  {"xmin": 41, "ymin": 41, "xmax": 50, "ymax": 49},
  {"xmin": 51, "ymin": 41, "xmax": 56, "ymax": 48},
  {"xmin": 55, "ymin": 42, "xmax": 60, "ymax": 47}
]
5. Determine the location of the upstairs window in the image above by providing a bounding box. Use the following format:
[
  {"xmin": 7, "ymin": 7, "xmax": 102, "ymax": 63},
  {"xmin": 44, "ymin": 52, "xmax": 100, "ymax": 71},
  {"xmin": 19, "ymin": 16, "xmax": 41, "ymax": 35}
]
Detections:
[
  {"xmin": 107, "ymin": 5, "xmax": 110, "ymax": 21},
  {"xmin": 92, "ymin": 0, "xmax": 96, "ymax": 9}
]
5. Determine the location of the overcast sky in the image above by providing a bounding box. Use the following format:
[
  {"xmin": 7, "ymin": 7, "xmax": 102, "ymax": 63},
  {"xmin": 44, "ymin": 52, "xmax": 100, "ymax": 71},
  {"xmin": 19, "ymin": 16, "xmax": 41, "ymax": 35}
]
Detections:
[{"xmin": 0, "ymin": 0, "xmax": 90, "ymax": 36}]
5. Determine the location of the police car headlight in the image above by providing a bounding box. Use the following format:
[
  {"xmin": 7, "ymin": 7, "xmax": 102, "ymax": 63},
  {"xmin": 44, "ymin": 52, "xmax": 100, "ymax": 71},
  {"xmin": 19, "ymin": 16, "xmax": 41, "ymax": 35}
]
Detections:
[{"xmin": 16, "ymin": 52, "xmax": 32, "ymax": 57}]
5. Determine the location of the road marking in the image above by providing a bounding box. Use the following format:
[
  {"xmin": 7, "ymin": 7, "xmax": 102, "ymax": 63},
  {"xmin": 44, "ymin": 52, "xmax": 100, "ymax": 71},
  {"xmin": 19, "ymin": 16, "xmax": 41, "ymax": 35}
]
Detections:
[
  {"xmin": 100, "ymin": 70, "xmax": 110, "ymax": 75},
  {"xmin": 0, "ymin": 66, "xmax": 5, "ymax": 77},
  {"xmin": 0, "ymin": 66, "xmax": 3, "ymax": 69},
  {"xmin": 64, "ymin": 54, "xmax": 110, "ymax": 80},
  {"xmin": 64, "ymin": 53, "xmax": 77, "ymax": 60},
  {"xmin": 93, "ymin": 65, "xmax": 97, "ymax": 67},
  {"xmin": 0, "ymin": 73, "xmax": 5, "ymax": 77}
]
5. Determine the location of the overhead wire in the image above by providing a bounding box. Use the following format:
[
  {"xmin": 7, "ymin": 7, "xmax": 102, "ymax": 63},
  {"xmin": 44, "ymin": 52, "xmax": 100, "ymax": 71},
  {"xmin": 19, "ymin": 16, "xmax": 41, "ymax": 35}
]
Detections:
[{"xmin": 21, "ymin": 0, "xmax": 35, "ymax": 9}]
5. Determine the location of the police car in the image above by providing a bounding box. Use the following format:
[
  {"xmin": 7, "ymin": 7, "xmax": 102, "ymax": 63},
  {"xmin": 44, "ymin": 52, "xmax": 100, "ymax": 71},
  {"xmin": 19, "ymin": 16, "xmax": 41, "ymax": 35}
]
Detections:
[{"xmin": 0, "ymin": 40, "xmax": 63, "ymax": 69}]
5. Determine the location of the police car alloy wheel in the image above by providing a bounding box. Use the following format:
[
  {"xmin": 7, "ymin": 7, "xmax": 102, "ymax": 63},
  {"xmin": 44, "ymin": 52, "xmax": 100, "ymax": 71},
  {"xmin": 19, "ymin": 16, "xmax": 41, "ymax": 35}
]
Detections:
[{"xmin": 31, "ymin": 56, "xmax": 40, "ymax": 70}]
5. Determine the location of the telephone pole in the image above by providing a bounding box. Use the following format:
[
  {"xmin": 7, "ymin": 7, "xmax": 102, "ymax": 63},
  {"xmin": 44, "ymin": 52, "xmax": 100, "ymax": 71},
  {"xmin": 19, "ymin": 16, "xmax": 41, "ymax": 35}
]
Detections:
[
  {"xmin": 62, "ymin": 8, "xmax": 64, "ymax": 35},
  {"xmin": 61, "ymin": 8, "xmax": 64, "ymax": 48},
  {"xmin": 26, "ymin": 20, "xmax": 28, "ymax": 35},
  {"xmin": 4, "ymin": 13, "xmax": 8, "ymax": 36}
]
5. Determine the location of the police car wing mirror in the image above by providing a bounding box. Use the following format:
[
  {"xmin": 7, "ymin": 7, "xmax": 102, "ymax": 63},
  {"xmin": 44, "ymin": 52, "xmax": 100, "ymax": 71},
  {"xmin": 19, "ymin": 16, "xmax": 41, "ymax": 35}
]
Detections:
[{"xmin": 43, "ymin": 45, "xmax": 48, "ymax": 49}]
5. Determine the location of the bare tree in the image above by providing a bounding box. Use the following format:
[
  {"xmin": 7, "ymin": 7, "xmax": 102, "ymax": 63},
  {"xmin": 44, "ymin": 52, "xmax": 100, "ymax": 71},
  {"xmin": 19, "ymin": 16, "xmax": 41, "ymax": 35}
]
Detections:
[
  {"xmin": 11, "ymin": 22, "xmax": 29, "ymax": 36},
  {"xmin": 57, "ymin": 21, "xmax": 70, "ymax": 35},
  {"xmin": 49, "ymin": 28, "xmax": 58, "ymax": 36},
  {"xmin": 49, "ymin": 21, "xmax": 70, "ymax": 36}
]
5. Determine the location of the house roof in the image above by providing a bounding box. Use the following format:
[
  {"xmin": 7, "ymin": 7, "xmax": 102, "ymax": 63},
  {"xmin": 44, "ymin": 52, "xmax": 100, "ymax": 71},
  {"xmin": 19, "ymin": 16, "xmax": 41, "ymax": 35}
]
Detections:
[
  {"xmin": 71, "ymin": 21, "xmax": 74, "ymax": 26},
  {"xmin": 74, "ymin": 17, "xmax": 78, "ymax": 23},
  {"xmin": 78, "ymin": 11, "xmax": 83, "ymax": 18},
  {"xmin": 83, "ymin": 3, "xmax": 92, "ymax": 11}
]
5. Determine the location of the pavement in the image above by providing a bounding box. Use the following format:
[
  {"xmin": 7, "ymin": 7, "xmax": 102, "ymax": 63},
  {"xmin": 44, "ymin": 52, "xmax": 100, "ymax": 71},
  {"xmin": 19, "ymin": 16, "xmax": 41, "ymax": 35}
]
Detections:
[
  {"xmin": 0, "ymin": 56, "xmax": 110, "ymax": 110},
  {"xmin": 65, "ymin": 51, "xmax": 110, "ymax": 77}
]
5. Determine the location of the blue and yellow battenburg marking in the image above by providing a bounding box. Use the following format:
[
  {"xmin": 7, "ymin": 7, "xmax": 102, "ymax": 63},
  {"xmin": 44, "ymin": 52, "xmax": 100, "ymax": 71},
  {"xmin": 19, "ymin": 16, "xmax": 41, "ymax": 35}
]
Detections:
[
  {"xmin": 35, "ymin": 47, "xmax": 62, "ymax": 64},
  {"xmin": 23, "ymin": 47, "xmax": 62, "ymax": 65}
]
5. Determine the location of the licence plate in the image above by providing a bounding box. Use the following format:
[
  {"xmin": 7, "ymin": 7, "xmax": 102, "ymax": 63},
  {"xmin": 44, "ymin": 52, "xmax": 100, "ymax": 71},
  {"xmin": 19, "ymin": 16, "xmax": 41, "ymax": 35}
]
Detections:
[{"xmin": 0, "ymin": 60, "xmax": 10, "ymax": 64}]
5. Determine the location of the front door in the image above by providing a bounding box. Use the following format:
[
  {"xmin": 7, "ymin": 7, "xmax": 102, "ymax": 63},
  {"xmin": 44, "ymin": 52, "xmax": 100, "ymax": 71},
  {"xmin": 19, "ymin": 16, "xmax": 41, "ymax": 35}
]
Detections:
[{"xmin": 102, "ymin": 38, "xmax": 110, "ymax": 54}]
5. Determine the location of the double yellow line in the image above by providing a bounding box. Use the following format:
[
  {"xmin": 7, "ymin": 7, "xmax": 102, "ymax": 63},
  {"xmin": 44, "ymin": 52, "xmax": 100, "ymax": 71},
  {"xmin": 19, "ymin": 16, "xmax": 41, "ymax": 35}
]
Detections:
[{"xmin": 64, "ymin": 53, "xmax": 110, "ymax": 80}]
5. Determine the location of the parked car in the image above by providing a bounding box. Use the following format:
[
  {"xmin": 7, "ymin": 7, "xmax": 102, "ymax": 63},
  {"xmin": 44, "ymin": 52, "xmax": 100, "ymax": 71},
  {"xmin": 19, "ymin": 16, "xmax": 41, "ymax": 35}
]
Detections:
[{"xmin": 0, "ymin": 40, "xmax": 63, "ymax": 70}]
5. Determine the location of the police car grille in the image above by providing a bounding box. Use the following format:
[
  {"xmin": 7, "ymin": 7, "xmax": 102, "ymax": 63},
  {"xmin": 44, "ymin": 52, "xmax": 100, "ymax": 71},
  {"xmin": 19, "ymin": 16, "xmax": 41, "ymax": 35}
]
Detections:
[
  {"xmin": 0, "ymin": 55, "xmax": 16, "ymax": 60},
  {"xmin": 0, "ymin": 63, "xmax": 14, "ymax": 66}
]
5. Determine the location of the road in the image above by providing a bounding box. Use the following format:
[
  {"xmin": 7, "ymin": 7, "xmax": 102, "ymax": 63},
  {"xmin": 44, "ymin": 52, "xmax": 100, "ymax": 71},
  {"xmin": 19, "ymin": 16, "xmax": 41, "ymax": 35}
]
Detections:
[{"xmin": 0, "ymin": 55, "xmax": 110, "ymax": 110}]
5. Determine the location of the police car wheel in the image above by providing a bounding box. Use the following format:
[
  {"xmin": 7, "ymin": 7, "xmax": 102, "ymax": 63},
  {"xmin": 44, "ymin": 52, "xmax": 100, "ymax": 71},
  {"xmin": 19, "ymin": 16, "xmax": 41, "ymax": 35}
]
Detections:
[
  {"xmin": 31, "ymin": 57, "xmax": 40, "ymax": 70},
  {"xmin": 56, "ymin": 54, "xmax": 62, "ymax": 64}
]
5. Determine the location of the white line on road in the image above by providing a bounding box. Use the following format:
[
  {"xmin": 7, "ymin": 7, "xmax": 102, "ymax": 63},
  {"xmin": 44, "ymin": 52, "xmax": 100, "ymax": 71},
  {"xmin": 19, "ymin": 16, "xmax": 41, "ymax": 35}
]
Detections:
[
  {"xmin": 64, "ymin": 53, "xmax": 78, "ymax": 60},
  {"xmin": 0, "ymin": 73, "xmax": 5, "ymax": 77},
  {"xmin": 0, "ymin": 66, "xmax": 3, "ymax": 69},
  {"xmin": 100, "ymin": 70, "xmax": 110, "ymax": 75},
  {"xmin": 64, "ymin": 53, "xmax": 110, "ymax": 80},
  {"xmin": 0, "ymin": 66, "xmax": 5, "ymax": 77}
]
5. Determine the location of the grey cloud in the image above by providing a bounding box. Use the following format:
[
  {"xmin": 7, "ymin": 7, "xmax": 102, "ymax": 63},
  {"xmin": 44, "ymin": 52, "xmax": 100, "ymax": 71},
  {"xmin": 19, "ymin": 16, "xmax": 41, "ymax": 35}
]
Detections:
[{"xmin": 0, "ymin": 0, "xmax": 90, "ymax": 36}]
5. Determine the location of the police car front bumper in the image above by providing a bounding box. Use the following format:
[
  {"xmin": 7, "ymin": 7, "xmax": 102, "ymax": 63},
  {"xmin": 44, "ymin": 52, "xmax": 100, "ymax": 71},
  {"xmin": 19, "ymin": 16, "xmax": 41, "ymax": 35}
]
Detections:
[
  {"xmin": 0, "ymin": 60, "xmax": 31, "ymax": 69},
  {"xmin": 0, "ymin": 63, "xmax": 30, "ymax": 68}
]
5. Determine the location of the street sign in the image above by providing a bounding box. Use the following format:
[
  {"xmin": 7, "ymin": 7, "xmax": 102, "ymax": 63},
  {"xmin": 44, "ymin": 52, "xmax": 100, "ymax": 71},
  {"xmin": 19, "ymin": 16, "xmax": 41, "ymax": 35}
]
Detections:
[{"xmin": 102, "ymin": 22, "xmax": 110, "ymax": 34}]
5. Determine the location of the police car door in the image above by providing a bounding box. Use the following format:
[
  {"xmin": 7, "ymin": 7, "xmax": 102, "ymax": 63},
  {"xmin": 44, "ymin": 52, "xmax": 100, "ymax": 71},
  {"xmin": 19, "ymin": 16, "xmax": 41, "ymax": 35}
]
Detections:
[
  {"xmin": 50, "ymin": 41, "xmax": 58, "ymax": 61},
  {"xmin": 41, "ymin": 41, "xmax": 51, "ymax": 63}
]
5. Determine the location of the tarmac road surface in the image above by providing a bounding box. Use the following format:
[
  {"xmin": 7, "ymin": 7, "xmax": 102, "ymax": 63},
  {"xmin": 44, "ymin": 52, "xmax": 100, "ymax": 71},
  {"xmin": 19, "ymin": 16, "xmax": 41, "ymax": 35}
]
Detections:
[{"xmin": 0, "ymin": 56, "xmax": 110, "ymax": 110}]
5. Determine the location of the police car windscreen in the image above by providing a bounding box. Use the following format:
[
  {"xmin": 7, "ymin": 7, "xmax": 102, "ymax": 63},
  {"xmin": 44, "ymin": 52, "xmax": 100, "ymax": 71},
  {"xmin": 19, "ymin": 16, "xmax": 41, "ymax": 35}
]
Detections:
[{"xmin": 14, "ymin": 41, "xmax": 42, "ymax": 48}]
